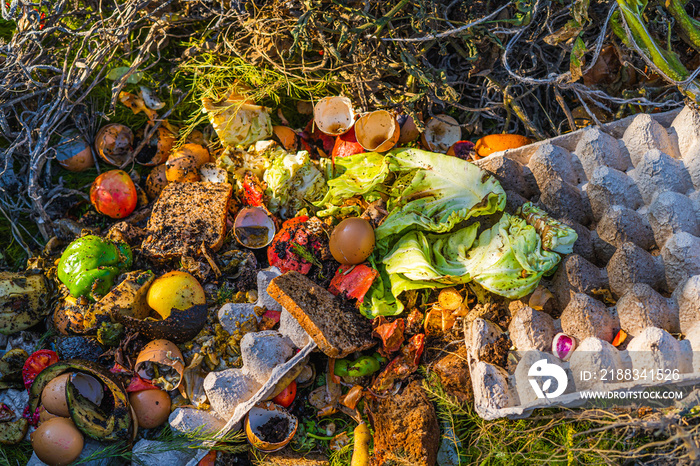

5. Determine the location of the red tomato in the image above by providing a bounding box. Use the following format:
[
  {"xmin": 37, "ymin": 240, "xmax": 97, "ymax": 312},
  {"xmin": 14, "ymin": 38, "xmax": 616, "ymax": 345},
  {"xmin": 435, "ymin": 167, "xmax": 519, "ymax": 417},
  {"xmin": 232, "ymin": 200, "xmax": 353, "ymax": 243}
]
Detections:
[
  {"xmin": 22, "ymin": 350, "xmax": 59, "ymax": 390},
  {"xmin": 90, "ymin": 169, "xmax": 137, "ymax": 219},
  {"xmin": 272, "ymin": 380, "xmax": 296, "ymax": 408},
  {"xmin": 267, "ymin": 216, "xmax": 313, "ymax": 274}
]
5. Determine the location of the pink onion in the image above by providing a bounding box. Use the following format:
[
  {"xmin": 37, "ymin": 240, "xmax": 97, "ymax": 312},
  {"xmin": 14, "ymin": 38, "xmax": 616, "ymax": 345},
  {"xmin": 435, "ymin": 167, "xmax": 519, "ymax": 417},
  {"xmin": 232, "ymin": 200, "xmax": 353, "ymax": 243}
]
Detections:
[{"xmin": 552, "ymin": 333, "xmax": 577, "ymax": 361}]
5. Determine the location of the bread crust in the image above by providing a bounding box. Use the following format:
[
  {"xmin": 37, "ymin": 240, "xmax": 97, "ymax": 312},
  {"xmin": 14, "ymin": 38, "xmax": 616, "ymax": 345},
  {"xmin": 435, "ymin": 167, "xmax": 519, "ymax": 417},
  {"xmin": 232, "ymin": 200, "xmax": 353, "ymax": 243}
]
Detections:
[
  {"xmin": 141, "ymin": 182, "xmax": 232, "ymax": 259},
  {"xmin": 267, "ymin": 271, "xmax": 376, "ymax": 358}
]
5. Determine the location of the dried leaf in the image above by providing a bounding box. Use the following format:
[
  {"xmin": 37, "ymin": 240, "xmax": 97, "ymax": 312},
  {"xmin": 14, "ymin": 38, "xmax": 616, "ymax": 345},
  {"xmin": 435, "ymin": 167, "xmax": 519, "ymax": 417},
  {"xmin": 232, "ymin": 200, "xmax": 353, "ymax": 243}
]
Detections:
[
  {"xmin": 340, "ymin": 385, "xmax": 364, "ymax": 410},
  {"xmin": 372, "ymin": 316, "xmax": 405, "ymax": 355}
]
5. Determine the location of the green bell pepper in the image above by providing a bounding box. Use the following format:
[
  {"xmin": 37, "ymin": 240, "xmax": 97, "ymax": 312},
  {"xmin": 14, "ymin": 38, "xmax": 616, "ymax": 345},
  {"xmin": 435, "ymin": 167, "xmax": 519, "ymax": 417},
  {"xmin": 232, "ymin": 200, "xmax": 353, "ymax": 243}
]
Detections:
[
  {"xmin": 334, "ymin": 354, "xmax": 383, "ymax": 378},
  {"xmin": 57, "ymin": 235, "xmax": 133, "ymax": 301}
]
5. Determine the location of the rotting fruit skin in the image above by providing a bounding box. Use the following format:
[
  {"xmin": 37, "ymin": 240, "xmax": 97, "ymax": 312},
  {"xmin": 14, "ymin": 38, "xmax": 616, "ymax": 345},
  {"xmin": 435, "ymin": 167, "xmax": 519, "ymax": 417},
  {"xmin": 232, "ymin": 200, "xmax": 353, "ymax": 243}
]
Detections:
[
  {"xmin": 89, "ymin": 169, "xmax": 138, "ymax": 219},
  {"xmin": 57, "ymin": 235, "xmax": 133, "ymax": 302}
]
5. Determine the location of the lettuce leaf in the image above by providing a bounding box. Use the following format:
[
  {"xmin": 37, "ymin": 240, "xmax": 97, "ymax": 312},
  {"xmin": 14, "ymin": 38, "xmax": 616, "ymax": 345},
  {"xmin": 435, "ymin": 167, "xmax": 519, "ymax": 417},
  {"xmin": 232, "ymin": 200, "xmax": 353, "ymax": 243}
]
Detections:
[
  {"xmin": 264, "ymin": 150, "xmax": 327, "ymax": 219},
  {"xmin": 315, "ymin": 151, "xmax": 389, "ymax": 206},
  {"xmin": 519, "ymin": 202, "xmax": 578, "ymax": 254},
  {"xmin": 315, "ymin": 148, "xmax": 506, "ymax": 253},
  {"xmin": 360, "ymin": 214, "xmax": 561, "ymax": 316},
  {"xmin": 203, "ymin": 98, "xmax": 272, "ymax": 148},
  {"xmin": 375, "ymin": 149, "xmax": 506, "ymax": 244}
]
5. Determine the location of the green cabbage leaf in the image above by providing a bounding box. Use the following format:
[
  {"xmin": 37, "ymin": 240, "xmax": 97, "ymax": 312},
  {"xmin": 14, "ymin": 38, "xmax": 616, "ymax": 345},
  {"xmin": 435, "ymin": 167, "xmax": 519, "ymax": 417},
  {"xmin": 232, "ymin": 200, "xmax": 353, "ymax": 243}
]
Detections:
[
  {"xmin": 360, "ymin": 214, "xmax": 562, "ymax": 317},
  {"xmin": 264, "ymin": 150, "xmax": 327, "ymax": 219}
]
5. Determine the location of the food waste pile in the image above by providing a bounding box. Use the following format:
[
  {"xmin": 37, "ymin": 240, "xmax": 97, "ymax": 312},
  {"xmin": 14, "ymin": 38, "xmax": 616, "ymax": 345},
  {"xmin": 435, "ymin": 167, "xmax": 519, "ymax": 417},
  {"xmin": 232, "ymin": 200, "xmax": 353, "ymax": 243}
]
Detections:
[{"xmin": 1, "ymin": 88, "xmax": 699, "ymax": 466}]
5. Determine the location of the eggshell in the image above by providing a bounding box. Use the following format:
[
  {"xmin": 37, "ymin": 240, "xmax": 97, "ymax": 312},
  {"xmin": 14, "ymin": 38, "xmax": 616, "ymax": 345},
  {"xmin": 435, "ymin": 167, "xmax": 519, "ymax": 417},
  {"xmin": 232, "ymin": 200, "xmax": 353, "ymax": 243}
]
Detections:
[
  {"xmin": 397, "ymin": 114, "xmax": 420, "ymax": 144},
  {"xmin": 165, "ymin": 155, "xmax": 200, "ymax": 182},
  {"xmin": 421, "ymin": 114, "xmax": 461, "ymax": 153},
  {"xmin": 135, "ymin": 339, "xmax": 185, "ymax": 390},
  {"xmin": 145, "ymin": 164, "xmax": 169, "ymax": 199},
  {"xmin": 137, "ymin": 127, "xmax": 176, "ymax": 166},
  {"xmin": 31, "ymin": 417, "xmax": 84, "ymax": 466},
  {"xmin": 314, "ymin": 96, "xmax": 355, "ymax": 136},
  {"xmin": 354, "ymin": 110, "xmax": 400, "ymax": 152},
  {"xmin": 56, "ymin": 132, "xmax": 94, "ymax": 172},
  {"xmin": 38, "ymin": 406, "xmax": 62, "ymax": 425},
  {"xmin": 165, "ymin": 143, "xmax": 210, "ymax": 182},
  {"xmin": 41, "ymin": 373, "xmax": 70, "ymax": 417},
  {"xmin": 129, "ymin": 389, "xmax": 171, "ymax": 429},
  {"xmin": 95, "ymin": 124, "xmax": 134, "ymax": 166},
  {"xmin": 329, "ymin": 217, "xmax": 375, "ymax": 265}
]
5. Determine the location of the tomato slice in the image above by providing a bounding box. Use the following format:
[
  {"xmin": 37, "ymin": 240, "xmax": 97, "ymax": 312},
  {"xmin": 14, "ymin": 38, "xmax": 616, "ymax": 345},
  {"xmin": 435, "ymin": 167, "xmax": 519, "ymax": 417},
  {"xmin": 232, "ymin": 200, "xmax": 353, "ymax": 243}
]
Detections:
[
  {"xmin": 22, "ymin": 350, "xmax": 59, "ymax": 391},
  {"xmin": 268, "ymin": 216, "xmax": 314, "ymax": 274},
  {"xmin": 272, "ymin": 380, "xmax": 296, "ymax": 408},
  {"xmin": 328, "ymin": 264, "xmax": 378, "ymax": 303}
]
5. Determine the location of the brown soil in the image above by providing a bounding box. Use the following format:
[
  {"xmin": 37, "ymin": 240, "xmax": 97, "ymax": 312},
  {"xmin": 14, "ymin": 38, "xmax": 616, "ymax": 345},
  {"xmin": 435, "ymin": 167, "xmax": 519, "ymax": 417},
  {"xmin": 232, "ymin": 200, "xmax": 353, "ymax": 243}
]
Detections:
[
  {"xmin": 479, "ymin": 333, "xmax": 511, "ymax": 369},
  {"xmin": 368, "ymin": 379, "xmax": 440, "ymax": 466},
  {"xmin": 432, "ymin": 346, "xmax": 473, "ymax": 404},
  {"xmin": 257, "ymin": 415, "xmax": 289, "ymax": 444}
]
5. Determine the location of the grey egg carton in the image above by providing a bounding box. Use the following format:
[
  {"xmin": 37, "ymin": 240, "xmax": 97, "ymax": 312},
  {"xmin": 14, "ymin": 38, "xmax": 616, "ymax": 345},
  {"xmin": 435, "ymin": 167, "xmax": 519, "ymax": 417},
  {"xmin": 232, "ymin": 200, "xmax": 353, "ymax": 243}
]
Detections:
[{"xmin": 469, "ymin": 106, "xmax": 700, "ymax": 420}]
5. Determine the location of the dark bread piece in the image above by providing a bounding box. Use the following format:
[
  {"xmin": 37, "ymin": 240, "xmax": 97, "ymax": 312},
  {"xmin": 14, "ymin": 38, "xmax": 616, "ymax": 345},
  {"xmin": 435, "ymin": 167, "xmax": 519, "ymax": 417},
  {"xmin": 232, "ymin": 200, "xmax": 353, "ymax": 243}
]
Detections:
[
  {"xmin": 141, "ymin": 182, "xmax": 232, "ymax": 259},
  {"xmin": 267, "ymin": 271, "xmax": 375, "ymax": 358}
]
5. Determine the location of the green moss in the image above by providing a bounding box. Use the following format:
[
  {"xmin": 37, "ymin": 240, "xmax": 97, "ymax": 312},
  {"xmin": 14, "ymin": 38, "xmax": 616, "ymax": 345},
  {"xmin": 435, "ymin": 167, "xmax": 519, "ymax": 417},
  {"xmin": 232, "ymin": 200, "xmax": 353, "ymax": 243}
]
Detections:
[
  {"xmin": 0, "ymin": 19, "xmax": 15, "ymax": 42},
  {"xmin": 0, "ymin": 441, "xmax": 33, "ymax": 466}
]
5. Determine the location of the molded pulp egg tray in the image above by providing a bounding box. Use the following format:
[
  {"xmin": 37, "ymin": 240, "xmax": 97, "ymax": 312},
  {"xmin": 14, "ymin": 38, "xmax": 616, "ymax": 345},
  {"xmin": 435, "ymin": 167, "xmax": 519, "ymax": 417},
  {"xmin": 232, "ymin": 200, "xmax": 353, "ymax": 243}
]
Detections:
[{"xmin": 468, "ymin": 106, "xmax": 700, "ymax": 420}]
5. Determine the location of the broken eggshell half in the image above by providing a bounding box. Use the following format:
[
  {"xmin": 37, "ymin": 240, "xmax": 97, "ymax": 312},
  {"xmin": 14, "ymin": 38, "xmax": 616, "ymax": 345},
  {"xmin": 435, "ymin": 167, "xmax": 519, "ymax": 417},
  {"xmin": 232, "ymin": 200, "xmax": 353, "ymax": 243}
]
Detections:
[
  {"xmin": 552, "ymin": 333, "xmax": 577, "ymax": 361},
  {"xmin": 145, "ymin": 164, "xmax": 169, "ymax": 200},
  {"xmin": 199, "ymin": 162, "xmax": 228, "ymax": 183},
  {"xmin": 136, "ymin": 126, "xmax": 175, "ymax": 166},
  {"xmin": 354, "ymin": 110, "xmax": 400, "ymax": 152},
  {"xmin": 397, "ymin": 114, "xmax": 421, "ymax": 144},
  {"xmin": 245, "ymin": 401, "xmax": 298, "ymax": 452},
  {"xmin": 234, "ymin": 207, "xmax": 276, "ymax": 249},
  {"xmin": 421, "ymin": 114, "xmax": 461, "ymax": 153},
  {"xmin": 95, "ymin": 124, "xmax": 134, "ymax": 166},
  {"xmin": 313, "ymin": 96, "xmax": 355, "ymax": 136},
  {"xmin": 135, "ymin": 339, "xmax": 185, "ymax": 390},
  {"xmin": 55, "ymin": 131, "xmax": 94, "ymax": 172}
]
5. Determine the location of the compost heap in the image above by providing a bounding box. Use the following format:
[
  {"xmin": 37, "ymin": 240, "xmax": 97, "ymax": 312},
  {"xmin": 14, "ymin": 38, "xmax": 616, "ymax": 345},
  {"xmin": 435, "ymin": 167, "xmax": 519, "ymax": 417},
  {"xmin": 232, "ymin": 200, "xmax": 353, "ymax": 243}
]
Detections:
[{"xmin": 0, "ymin": 92, "xmax": 579, "ymax": 465}]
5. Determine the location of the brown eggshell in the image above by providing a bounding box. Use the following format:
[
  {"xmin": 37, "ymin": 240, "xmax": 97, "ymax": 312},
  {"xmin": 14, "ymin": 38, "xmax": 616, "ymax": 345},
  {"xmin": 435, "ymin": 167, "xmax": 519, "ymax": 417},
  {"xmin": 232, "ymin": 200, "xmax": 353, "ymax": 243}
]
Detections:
[
  {"xmin": 56, "ymin": 133, "xmax": 94, "ymax": 172},
  {"xmin": 41, "ymin": 373, "xmax": 71, "ymax": 417},
  {"xmin": 145, "ymin": 164, "xmax": 169, "ymax": 199},
  {"xmin": 354, "ymin": 110, "xmax": 400, "ymax": 152},
  {"xmin": 135, "ymin": 339, "xmax": 185, "ymax": 389},
  {"xmin": 165, "ymin": 143, "xmax": 209, "ymax": 183},
  {"xmin": 31, "ymin": 417, "xmax": 84, "ymax": 466},
  {"xmin": 129, "ymin": 390, "xmax": 171, "ymax": 429},
  {"xmin": 137, "ymin": 127, "xmax": 176, "ymax": 166},
  {"xmin": 172, "ymin": 143, "xmax": 210, "ymax": 166},
  {"xmin": 165, "ymin": 155, "xmax": 200, "ymax": 182},
  {"xmin": 95, "ymin": 124, "xmax": 134, "ymax": 166},
  {"xmin": 329, "ymin": 217, "xmax": 375, "ymax": 265},
  {"xmin": 245, "ymin": 402, "xmax": 298, "ymax": 452},
  {"xmin": 38, "ymin": 406, "xmax": 62, "ymax": 425},
  {"xmin": 397, "ymin": 115, "xmax": 420, "ymax": 144}
]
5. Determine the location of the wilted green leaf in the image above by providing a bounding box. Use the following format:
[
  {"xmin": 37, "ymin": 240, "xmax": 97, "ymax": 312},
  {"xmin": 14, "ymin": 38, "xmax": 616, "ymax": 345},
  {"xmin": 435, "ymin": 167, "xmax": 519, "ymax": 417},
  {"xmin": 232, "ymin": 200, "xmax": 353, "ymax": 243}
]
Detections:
[
  {"xmin": 570, "ymin": 36, "xmax": 586, "ymax": 82},
  {"xmin": 106, "ymin": 67, "xmax": 143, "ymax": 84}
]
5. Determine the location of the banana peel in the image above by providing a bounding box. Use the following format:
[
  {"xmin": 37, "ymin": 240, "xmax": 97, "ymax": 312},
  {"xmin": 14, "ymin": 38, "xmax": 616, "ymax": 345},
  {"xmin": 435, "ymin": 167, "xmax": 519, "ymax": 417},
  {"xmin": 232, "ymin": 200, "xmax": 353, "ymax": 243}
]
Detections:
[
  {"xmin": 29, "ymin": 360, "xmax": 132, "ymax": 442},
  {"xmin": 94, "ymin": 270, "xmax": 154, "ymax": 321},
  {"xmin": 0, "ymin": 272, "xmax": 50, "ymax": 335}
]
